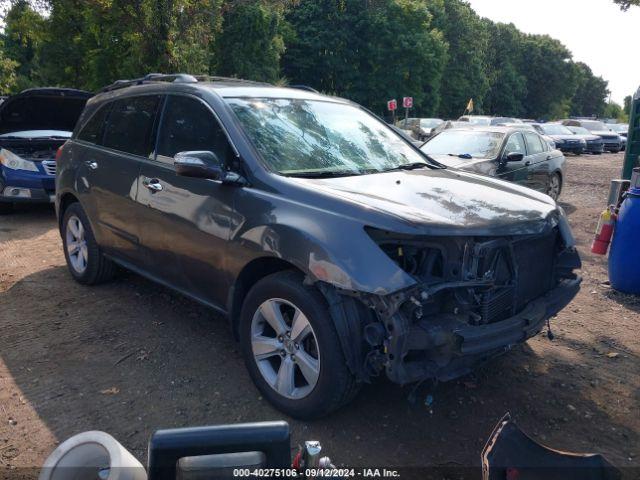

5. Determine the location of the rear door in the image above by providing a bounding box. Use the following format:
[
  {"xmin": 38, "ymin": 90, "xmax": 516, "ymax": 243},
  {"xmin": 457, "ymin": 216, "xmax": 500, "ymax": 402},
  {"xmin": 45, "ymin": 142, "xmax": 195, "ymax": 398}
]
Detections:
[
  {"xmin": 523, "ymin": 131, "xmax": 552, "ymax": 193},
  {"xmin": 76, "ymin": 95, "xmax": 162, "ymax": 263},
  {"xmin": 135, "ymin": 94, "xmax": 239, "ymax": 309}
]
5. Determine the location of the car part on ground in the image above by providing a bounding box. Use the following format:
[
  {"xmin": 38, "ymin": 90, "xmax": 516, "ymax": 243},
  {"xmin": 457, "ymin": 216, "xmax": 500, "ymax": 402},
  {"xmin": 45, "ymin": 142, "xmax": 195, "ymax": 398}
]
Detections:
[
  {"xmin": 56, "ymin": 75, "xmax": 581, "ymax": 417},
  {"xmin": 0, "ymin": 88, "xmax": 92, "ymax": 211},
  {"xmin": 483, "ymin": 414, "xmax": 621, "ymax": 480},
  {"xmin": 40, "ymin": 417, "xmax": 621, "ymax": 480}
]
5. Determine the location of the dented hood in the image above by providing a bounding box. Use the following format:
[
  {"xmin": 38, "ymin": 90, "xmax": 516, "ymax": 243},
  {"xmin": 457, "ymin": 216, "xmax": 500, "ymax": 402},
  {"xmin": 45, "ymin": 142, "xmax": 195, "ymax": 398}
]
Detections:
[{"xmin": 296, "ymin": 168, "xmax": 558, "ymax": 235}]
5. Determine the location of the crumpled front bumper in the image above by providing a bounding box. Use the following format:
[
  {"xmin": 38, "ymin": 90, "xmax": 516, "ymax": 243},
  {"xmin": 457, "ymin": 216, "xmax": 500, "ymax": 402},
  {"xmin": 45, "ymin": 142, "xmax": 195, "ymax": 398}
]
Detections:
[{"xmin": 384, "ymin": 276, "xmax": 582, "ymax": 385}]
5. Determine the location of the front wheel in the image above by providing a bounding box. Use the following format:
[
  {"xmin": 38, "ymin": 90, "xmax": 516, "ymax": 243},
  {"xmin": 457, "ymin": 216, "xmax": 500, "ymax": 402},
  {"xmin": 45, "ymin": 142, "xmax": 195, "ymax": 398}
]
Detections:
[
  {"xmin": 62, "ymin": 202, "xmax": 116, "ymax": 285},
  {"xmin": 547, "ymin": 173, "xmax": 562, "ymax": 201},
  {"xmin": 239, "ymin": 271, "xmax": 359, "ymax": 419}
]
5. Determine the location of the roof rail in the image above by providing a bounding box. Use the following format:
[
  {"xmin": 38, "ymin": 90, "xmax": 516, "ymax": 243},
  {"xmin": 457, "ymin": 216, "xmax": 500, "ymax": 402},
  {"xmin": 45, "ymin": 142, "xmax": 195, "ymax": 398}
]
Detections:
[
  {"xmin": 289, "ymin": 84, "xmax": 319, "ymax": 93},
  {"xmin": 99, "ymin": 73, "xmax": 198, "ymax": 93},
  {"xmin": 99, "ymin": 73, "xmax": 271, "ymax": 93}
]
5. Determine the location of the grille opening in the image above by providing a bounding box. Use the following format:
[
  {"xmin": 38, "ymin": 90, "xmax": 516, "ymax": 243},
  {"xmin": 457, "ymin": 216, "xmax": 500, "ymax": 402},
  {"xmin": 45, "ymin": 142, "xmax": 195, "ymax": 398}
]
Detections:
[{"xmin": 381, "ymin": 244, "xmax": 445, "ymax": 284}]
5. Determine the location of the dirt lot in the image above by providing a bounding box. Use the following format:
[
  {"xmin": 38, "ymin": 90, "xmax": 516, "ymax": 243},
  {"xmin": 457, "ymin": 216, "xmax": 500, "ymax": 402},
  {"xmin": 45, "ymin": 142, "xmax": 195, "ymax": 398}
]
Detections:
[{"xmin": 1, "ymin": 153, "xmax": 639, "ymax": 478}]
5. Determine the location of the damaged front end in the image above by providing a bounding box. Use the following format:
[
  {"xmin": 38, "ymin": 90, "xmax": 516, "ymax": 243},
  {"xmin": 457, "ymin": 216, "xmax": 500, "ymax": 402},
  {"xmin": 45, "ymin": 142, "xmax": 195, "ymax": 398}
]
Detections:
[{"xmin": 345, "ymin": 213, "xmax": 581, "ymax": 385}]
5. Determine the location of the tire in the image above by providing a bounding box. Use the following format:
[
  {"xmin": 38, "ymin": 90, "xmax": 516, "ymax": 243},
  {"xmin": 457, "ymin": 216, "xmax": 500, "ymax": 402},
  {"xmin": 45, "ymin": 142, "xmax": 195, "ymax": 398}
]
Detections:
[
  {"xmin": 547, "ymin": 172, "xmax": 562, "ymax": 201},
  {"xmin": 61, "ymin": 202, "xmax": 116, "ymax": 285},
  {"xmin": 239, "ymin": 271, "xmax": 359, "ymax": 419},
  {"xmin": 0, "ymin": 202, "xmax": 13, "ymax": 215}
]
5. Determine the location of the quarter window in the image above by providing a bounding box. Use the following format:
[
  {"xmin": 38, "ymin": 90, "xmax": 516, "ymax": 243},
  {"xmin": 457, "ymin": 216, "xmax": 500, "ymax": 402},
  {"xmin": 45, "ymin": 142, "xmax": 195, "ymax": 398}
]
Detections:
[
  {"xmin": 156, "ymin": 96, "xmax": 233, "ymax": 166},
  {"xmin": 77, "ymin": 104, "xmax": 112, "ymax": 144},
  {"xmin": 524, "ymin": 132, "xmax": 544, "ymax": 155},
  {"xmin": 102, "ymin": 95, "xmax": 161, "ymax": 157}
]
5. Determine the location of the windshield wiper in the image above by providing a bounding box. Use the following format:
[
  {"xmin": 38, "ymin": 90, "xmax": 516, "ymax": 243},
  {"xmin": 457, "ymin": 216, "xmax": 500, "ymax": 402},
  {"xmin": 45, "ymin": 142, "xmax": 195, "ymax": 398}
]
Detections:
[
  {"xmin": 448, "ymin": 153, "xmax": 473, "ymax": 159},
  {"xmin": 383, "ymin": 162, "xmax": 430, "ymax": 172},
  {"xmin": 285, "ymin": 170, "xmax": 361, "ymax": 178}
]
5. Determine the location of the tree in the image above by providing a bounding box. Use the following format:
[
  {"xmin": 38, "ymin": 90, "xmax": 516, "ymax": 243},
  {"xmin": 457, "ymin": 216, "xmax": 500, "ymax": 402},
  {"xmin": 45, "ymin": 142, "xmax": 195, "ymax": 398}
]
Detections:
[
  {"xmin": 613, "ymin": 0, "xmax": 639, "ymax": 10},
  {"xmin": 214, "ymin": 1, "xmax": 287, "ymax": 82},
  {"xmin": 283, "ymin": 0, "xmax": 447, "ymax": 115},
  {"xmin": 570, "ymin": 62, "xmax": 609, "ymax": 118},
  {"xmin": 624, "ymin": 95, "xmax": 633, "ymax": 116},
  {"xmin": 1, "ymin": 0, "xmax": 46, "ymax": 91},
  {"xmin": 0, "ymin": 42, "xmax": 18, "ymax": 92},
  {"xmin": 483, "ymin": 22, "xmax": 527, "ymax": 117},
  {"xmin": 431, "ymin": 0, "xmax": 490, "ymax": 118},
  {"xmin": 517, "ymin": 34, "xmax": 577, "ymax": 119}
]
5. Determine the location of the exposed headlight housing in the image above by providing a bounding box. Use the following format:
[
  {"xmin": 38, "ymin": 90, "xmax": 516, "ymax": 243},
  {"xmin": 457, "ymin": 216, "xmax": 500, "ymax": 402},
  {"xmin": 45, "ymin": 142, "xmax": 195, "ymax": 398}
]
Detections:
[{"xmin": 0, "ymin": 148, "xmax": 38, "ymax": 172}]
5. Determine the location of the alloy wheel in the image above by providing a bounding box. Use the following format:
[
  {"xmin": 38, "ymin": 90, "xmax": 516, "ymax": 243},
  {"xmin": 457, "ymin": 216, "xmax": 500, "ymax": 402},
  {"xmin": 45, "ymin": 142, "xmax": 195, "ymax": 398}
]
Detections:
[
  {"xmin": 548, "ymin": 174, "xmax": 561, "ymax": 200},
  {"xmin": 250, "ymin": 298, "xmax": 320, "ymax": 400},
  {"xmin": 66, "ymin": 215, "xmax": 88, "ymax": 274}
]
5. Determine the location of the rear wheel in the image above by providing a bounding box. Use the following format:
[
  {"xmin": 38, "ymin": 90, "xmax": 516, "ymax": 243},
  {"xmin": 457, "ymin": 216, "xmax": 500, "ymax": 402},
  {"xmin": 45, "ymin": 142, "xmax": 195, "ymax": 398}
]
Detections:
[
  {"xmin": 62, "ymin": 203, "xmax": 116, "ymax": 285},
  {"xmin": 548, "ymin": 173, "xmax": 562, "ymax": 201},
  {"xmin": 239, "ymin": 271, "xmax": 359, "ymax": 419}
]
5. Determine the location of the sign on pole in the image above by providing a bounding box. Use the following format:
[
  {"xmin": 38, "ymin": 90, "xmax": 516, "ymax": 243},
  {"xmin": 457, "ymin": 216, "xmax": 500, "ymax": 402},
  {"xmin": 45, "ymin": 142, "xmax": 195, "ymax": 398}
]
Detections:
[
  {"xmin": 387, "ymin": 99, "xmax": 397, "ymax": 111},
  {"xmin": 402, "ymin": 97, "xmax": 413, "ymax": 109}
]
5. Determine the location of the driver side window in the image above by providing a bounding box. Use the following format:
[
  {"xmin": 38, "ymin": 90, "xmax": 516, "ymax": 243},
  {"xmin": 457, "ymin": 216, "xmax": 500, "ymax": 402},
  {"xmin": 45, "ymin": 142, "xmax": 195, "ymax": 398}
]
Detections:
[
  {"xmin": 504, "ymin": 132, "xmax": 526, "ymax": 156},
  {"xmin": 156, "ymin": 95, "xmax": 234, "ymax": 167}
]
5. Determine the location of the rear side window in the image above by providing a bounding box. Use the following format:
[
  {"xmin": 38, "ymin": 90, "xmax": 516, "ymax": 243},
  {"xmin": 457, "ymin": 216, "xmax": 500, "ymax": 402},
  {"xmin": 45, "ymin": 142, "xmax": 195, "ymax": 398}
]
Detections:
[
  {"xmin": 156, "ymin": 95, "xmax": 233, "ymax": 165},
  {"xmin": 102, "ymin": 95, "xmax": 161, "ymax": 157},
  {"xmin": 77, "ymin": 104, "xmax": 112, "ymax": 144},
  {"xmin": 524, "ymin": 132, "xmax": 544, "ymax": 155}
]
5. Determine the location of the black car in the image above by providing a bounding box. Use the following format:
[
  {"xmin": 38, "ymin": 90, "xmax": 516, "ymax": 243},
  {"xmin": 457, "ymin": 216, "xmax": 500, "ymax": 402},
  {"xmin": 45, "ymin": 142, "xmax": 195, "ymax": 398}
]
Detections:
[
  {"xmin": 0, "ymin": 88, "xmax": 92, "ymax": 213},
  {"xmin": 565, "ymin": 126, "xmax": 605, "ymax": 154},
  {"xmin": 607, "ymin": 123, "xmax": 628, "ymax": 151},
  {"xmin": 56, "ymin": 74, "xmax": 581, "ymax": 418},
  {"xmin": 421, "ymin": 126, "xmax": 566, "ymax": 200},
  {"xmin": 561, "ymin": 119, "xmax": 622, "ymax": 153},
  {"xmin": 532, "ymin": 123, "xmax": 586, "ymax": 155}
]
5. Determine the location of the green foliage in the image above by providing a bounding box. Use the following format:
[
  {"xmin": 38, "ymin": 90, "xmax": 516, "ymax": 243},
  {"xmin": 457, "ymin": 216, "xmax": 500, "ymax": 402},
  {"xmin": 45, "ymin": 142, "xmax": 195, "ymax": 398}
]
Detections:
[
  {"xmin": 0, "ymin": 0, "xmax": 612, "ymax": 122},
  {"xmin": 570, "ymin": 62, "xmax": 609, "ymax": 118},
  {"xmin": 624, "ymin": 95, "xmax": 633, "ymax": 115},
  {"xmin": 604, "ymin": 101, "xmax": 627, "ymax": 122},
  {"xmin": 215, "ymin": 1, "xmax": 287, "ymax": 82},
  {"xmin": 283, "ymin": 0, "xmax": 447, "ymax": 116}
]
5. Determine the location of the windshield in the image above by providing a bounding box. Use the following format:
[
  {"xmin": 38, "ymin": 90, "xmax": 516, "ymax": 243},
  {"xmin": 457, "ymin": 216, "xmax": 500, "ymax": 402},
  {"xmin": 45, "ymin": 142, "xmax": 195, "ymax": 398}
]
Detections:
[
  {"xmin": 227, "ymin": 98, "xmax": 432, "ymax": 176},
  {"xmin": 609, "ymin": 124, "xmax": 627, "ymax": 132},
  {"xmin": 421, "ymin": 130, "xmax": 503, "ymax": 159},
  {"xmin": 580, "ymin": 120, "xmax": 609, "ymax": 131},
  {"xmin": 420, "ymin": 118, "xmax": 443, "ymax": 128},
  {"xmin": 541, "ymin": 124, "xmax": 573, "ymax": 135}
]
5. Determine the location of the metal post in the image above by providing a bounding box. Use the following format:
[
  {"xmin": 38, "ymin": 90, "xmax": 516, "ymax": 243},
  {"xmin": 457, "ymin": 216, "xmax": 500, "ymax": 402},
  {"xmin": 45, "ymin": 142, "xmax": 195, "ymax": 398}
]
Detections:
[{"xmin": 622, "ymin": 86, "xmax": 640, "ymax": 179}]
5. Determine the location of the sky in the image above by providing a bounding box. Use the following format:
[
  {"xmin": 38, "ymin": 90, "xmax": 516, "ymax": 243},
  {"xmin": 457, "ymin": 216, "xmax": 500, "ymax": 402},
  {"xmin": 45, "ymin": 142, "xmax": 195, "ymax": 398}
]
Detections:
[{"xmin": 466, "ymin": 0, "xmax": 640, "ymax": 105}]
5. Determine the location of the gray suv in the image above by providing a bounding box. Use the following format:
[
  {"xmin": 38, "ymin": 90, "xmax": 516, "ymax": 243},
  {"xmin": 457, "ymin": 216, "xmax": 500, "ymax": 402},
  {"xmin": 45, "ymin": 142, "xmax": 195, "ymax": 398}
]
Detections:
[{"xmin": 56, "ymin": 74, "xmax": 581, "ymax": 418}]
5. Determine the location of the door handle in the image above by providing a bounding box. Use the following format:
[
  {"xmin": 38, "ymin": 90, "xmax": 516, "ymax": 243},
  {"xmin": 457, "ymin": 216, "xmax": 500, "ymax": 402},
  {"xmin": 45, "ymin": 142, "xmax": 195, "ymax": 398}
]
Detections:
[
  {"xmin": 85, "ymin": 160, "xmax": 98, "ymax": 170},
  {"xmin": 525, "ymin": 161, "xmax": 531, "ymax": 166},
  {"xmin": 143, "ymin": 178, "xmax": 163, "ymax": 193}
]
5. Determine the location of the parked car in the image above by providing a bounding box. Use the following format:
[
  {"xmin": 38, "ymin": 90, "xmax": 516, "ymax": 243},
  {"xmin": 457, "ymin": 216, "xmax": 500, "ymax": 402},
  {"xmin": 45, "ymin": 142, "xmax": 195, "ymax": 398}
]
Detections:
[
  {"xmin": 497, "ymin": 123, "xmax": 556, "ymax": 149},
  {"xmin": 0, "ymin": 88, "xmax": 92, "ymax": 213},
  {"xmin": 56, "ymin": 74, "xmax": 581, "ymax": 418},
  {"xmin": 421, "ymin": 126, "xmax": 566, "ymax": 200},
  {"xmin": 490, "ymin": 117, "xmax": 522, "ymax": 126},
  {"xmin": 389, "ymin": 124, "xmax": 422, "ymax": 147},
  {"xmin": 430, "ymin": 120, "xmax": 469, "ymax": 137},
  {"xmin": 564, "ymin": 126, "xmax": 604, "ymax": 154},
  {"xmin": 531, "ymin": 123, "xmax": 586, "ymax": 155},
  {"xmin": 607, "ymin": 123, "xmax": 628, "ymax": 151},
  {"xmin": 561, "ymin": 119, "xmax": 622, "ymax": 153},
  {"xmin": 458, "ymin": 115, "xmax": 492, "ymax": 126},
  {"xmin": 412, "ymin": 118, "xmax": 444, "ymax": 140}
]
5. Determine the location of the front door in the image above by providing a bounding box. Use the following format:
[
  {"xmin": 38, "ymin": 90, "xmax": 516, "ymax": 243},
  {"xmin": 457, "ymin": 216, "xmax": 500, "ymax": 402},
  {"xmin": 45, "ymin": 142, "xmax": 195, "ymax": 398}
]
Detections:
[
  {"xmin": 497, "ymin": 131, "xmax": 530, "ymax": 187},
  {"xmin": 136, "ymin": 94, "xmax": 240, "ymax": 309},
  {"xmin": 522, "ymin": 131, "xmax": 552, "ymax": 193}
]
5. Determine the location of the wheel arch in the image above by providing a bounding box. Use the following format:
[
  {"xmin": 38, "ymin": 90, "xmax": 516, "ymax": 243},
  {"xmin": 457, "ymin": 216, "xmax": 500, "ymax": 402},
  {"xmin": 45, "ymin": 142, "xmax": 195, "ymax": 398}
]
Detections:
[{"xmin": 58, "ymin": 192, "xmax": 80, "ymax": 232}]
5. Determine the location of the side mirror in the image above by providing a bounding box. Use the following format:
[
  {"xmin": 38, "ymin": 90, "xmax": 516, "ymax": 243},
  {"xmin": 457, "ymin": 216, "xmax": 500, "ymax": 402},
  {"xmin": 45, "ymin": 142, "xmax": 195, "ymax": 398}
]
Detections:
[
  {"xmin": 504, "ymin": 152, "xmax": 524, "ymax": 163},
  {"xmin": 174, "ymin": 151, "xmax": 225, "ymax": 180}
]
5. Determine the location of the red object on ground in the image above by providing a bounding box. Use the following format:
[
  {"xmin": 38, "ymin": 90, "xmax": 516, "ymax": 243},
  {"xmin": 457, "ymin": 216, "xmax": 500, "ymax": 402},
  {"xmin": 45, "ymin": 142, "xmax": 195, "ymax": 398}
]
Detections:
[{"xmin": 591, "ymin": 208, "xmax": 616, "ymax": 255}]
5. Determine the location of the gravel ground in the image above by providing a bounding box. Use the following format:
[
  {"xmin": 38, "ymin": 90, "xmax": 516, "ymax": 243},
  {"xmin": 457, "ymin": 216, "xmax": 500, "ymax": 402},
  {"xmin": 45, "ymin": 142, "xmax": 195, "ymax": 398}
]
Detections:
[{"xmin": 1, "ymin": 152, "xmax": 638, "ymax": 478}]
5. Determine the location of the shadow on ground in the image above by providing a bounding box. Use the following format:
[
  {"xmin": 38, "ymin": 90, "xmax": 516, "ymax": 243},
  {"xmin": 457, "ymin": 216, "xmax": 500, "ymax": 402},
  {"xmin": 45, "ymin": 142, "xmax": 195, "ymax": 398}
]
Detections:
[{"xmin": 1, "ymin": 266, "xmax": 638, "ymax": 476}]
